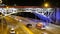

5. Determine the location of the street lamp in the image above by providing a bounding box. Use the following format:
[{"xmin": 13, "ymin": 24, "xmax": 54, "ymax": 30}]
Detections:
[
  {"xmin": 44, "ymin": 2, "xmax": 49, "ymax": 8},
  {"xmin": 0, "ymin": 0, "xmax": 2, "ymax": 4},
  {"xmin": 5, "ymin": 6, "xmax": 9, "ymax": 14},
  {"xmin": 6, "ymin": 6, "xmax": 9, "ymax": 10}
]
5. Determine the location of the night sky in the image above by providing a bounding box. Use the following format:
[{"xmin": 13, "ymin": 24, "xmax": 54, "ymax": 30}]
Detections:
[{"xmin": 2, "ymin": 0, "xmax": 60, "ymax": 7}]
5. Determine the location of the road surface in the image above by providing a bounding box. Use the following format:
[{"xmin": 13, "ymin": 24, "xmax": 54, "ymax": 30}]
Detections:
[{"xmin": 0, "ymin": 15, "xmax": 60, "ymax": 34}]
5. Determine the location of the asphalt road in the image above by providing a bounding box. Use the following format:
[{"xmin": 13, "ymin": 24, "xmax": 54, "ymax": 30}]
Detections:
[
  {"xmin": 0, "ymin": 15, "xmax": 60, "ymax": 34},
  {"xmin": 11, "ymin": 15, "xmax": 60, "ymax": 34}
]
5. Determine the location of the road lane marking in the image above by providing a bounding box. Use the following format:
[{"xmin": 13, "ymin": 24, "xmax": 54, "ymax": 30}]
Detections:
[{"xmin": 5, "ymin": 16, "xmax": 34, "ymax": 34}]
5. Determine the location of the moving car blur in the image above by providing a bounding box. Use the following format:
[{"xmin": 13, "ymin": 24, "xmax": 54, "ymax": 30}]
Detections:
[
  {"xmin": 26, "ymin": 24, "xmax": 32, "ymax": 28},
  {"xmin": 36, "ymin": 22, "xmax": 46, "ymax": 30},
  {"xmin": 10, "ymin": 27, "xmax": 16, "ymax": 34}
]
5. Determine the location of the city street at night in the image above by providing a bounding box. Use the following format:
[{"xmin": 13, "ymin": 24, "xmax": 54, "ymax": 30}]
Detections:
[
  {"xmin": 0, "ymin": 15, "xmax": 60, "ymax": 34},
  {"xmin": 0, "ymin": 0, "xmax": 60, "ymax": 34},
  {"xmin": 0, "ymin": 8, "xmax": 60, "ymax": 34}
]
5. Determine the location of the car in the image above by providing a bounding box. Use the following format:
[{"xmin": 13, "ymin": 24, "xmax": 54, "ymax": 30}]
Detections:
[
  {"xmin": 10, "ymin": 27, "xmax": 16, "ymax": 34},
  {"xmin": 41, "ymin": 27, "xmax": 46, "ymax": 30},
  {"xmin": 26, "ymin": 24, "xmax": 32, "ymax": 28},
  {"xmin": 36, "ymin": 22, "xmax": 46, "ymax": 30}
]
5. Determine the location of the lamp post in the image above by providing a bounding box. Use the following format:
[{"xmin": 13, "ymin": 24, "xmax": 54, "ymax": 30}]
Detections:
[{"xmin": 5, "ymin": 6, "xmax": 9, "ymax": 14}]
